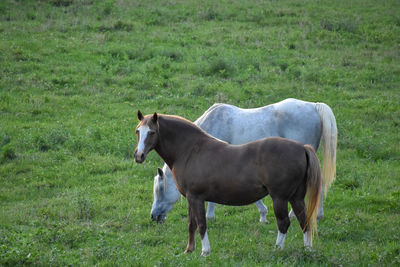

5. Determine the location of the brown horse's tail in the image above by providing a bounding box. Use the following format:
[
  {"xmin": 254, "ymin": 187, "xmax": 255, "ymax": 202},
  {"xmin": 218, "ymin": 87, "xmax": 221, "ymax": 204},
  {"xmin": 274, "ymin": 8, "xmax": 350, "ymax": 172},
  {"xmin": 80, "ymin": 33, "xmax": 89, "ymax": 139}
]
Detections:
[{"xmin": 304, "ymin": 145, "xmax": 322, "ymax": 243}]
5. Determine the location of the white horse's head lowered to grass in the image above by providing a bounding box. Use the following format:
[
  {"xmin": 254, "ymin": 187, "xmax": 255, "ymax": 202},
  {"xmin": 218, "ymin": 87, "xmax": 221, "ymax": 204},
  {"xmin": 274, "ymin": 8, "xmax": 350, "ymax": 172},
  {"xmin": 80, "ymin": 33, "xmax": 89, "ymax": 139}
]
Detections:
[{"xmin": 151, "ymin": 166, "xmax": 181, "ymax": 222}]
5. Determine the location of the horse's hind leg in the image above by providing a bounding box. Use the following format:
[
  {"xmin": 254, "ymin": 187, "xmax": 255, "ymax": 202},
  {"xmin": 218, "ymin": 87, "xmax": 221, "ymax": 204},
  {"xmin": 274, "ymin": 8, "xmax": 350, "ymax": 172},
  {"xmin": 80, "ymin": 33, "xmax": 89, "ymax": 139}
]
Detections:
[
  {"xmin": 289, "ymin": 199, "xmax": 312, "ymax": 248},
  {"xmin": 272, "ymin": 198, "xmax": 290, "ymax": 249},
  {"xmin": 255, "ymin": 200, "xmax": 268, "ymax": 223},
  {"xmin": 317, "ymin": 185, "xmax": 324, "ymax": 221}
]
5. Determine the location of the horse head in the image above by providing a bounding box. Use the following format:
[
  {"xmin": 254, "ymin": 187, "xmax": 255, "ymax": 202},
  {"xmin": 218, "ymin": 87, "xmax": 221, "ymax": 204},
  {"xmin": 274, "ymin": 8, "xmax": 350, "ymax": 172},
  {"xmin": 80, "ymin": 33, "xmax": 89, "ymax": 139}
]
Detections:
[
  {"xmin": 134, "ymin": 110, "xmax": 159, "ymax": 163},
  {"xmin": 151, "ymin": 166, "xmax": 182, "ymax": 222},
  {"xmin": 151, "ymin": 167, "xmax": 170, "ymax": 222}
]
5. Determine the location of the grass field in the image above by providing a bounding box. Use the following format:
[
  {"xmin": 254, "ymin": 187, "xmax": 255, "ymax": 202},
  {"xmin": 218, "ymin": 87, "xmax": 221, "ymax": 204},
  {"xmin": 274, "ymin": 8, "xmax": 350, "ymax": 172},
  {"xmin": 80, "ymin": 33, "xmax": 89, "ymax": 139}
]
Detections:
[{"xmin": 1, "ymin": 0, "xmax": 399, "ymax": 266}]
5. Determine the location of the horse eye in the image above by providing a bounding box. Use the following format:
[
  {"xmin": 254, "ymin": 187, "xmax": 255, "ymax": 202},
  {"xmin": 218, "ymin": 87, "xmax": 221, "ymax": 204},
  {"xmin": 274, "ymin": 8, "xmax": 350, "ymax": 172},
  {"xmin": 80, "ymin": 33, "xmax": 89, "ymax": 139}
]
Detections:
[
  {"xmin": 149, "ymin": 131, "xmax": 155, "ymax": 135},
  {"xmin": 135, "ymin": 130, "xmax": 139, "ymax": 134}
]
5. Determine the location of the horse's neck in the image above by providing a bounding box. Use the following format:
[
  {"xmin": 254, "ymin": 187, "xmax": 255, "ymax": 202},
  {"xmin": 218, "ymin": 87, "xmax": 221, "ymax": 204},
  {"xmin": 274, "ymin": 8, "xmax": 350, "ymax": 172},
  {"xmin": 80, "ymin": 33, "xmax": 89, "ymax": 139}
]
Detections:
[{"xmin": 155, "ymin": 116, "xmax": 205, "ymax": 168}]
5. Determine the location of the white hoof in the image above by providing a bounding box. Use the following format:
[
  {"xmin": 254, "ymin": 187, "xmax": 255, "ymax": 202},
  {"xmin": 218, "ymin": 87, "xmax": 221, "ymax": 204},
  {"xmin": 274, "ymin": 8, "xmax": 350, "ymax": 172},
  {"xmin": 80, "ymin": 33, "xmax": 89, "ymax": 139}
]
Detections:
[
  {"xmin": 304, "ymin": 246, "xmax": 313, "ymax": 252},
  {"xmin": 304, "ymin": 231, "xmax": 312, "ymax": 248},
  {"xmin": 201, "ymin": 232, "xmax": 211, "ymax": 256},
  {"xmin": 201, "ymin": 250, "xmax": 210, "ymax": 256},
  {"xmin": 259, "ymin": 212, "xmax": 268, "ymax": 223},
  {"xmin": 275, "ymin": 231, "xmax": 286, "ymax": 250}
]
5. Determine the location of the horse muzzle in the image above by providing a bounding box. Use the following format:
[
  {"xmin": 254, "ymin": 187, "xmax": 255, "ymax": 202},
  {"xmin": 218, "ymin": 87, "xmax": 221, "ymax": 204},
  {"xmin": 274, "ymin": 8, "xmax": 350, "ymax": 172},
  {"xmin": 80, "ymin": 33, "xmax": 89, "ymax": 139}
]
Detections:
[
  {"xmin": 151, "ymin": 213, "xmax": 166, "ymax": 223},
  {"xmin": 134, "ymin": 150, "xmax": 146, "ymax": 163}
]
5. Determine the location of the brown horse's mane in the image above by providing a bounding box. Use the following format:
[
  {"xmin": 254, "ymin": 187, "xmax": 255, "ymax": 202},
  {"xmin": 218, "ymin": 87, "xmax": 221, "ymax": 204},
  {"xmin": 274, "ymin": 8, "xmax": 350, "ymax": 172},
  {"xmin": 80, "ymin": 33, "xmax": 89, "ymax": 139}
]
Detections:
[
  {"xmin": 158, "ymin": 114, "xmax": 227, "ymax": 143},
  {"xmin": 159, "ymin": 114, "xmax": 205, "ymax": 134},
  {"xmin": 159, "ymin": 114, "xmax": 194, "ymax": 125}
]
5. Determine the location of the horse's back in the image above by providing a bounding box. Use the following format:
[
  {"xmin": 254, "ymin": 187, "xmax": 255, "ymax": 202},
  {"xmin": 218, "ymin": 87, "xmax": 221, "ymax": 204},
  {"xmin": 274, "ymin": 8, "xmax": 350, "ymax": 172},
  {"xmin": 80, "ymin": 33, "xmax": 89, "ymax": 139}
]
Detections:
[
  {"xmin": 195, "ymin": 103, "xmax": 279, "ymax": 144},
  {"xmin": 250, "ymin": 137, "xmax": 309, "ymax": 199},
  {"xmin": 194, "ymin": 103, "xmax": 238, "ymax": 142},
  {"xmin": 194, "ymin": 99, "xmax": 322, "ymax": 149},
  {"xmin": 254, "ymin": 137, "xmax": 308, "ymax": 169},
  {"xmin": 230, "ymin": 99, "xmax": 321, "ymax": 148},
  {"xmin": 269, "ymin": 99, "xmax": 322, "ymax": 149}
]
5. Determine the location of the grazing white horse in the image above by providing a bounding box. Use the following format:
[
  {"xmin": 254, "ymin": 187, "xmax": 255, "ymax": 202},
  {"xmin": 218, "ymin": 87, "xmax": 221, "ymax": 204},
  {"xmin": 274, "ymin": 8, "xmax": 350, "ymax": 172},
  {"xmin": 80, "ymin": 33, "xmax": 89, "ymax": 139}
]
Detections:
[{"xmin": 151, "ymin": 98, "xmax": 337, "ymax": 223}]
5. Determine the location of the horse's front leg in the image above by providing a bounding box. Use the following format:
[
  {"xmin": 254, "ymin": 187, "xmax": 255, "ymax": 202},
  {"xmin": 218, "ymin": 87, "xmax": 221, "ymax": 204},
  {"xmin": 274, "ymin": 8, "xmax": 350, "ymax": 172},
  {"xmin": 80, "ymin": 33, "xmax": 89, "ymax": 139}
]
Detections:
[
  {"xmin": 185, "ymin": 204, "xmax": 197, "ymax": 253},
  {"xmin": 187, "ymin": 196, "xmax": 210, "ymax": 256}
]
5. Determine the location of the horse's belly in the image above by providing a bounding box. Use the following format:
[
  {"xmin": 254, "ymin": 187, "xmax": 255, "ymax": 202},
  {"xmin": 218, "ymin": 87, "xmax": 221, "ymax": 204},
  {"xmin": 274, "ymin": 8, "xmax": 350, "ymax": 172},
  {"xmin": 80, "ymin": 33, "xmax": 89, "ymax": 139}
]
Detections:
[
  {"xmin": 210, "ymin": 195, "xmax": 266, "ymax": 206},
  {"xmin": 206, "ymin": 184, "xmax": 268, "ymax": 206}
]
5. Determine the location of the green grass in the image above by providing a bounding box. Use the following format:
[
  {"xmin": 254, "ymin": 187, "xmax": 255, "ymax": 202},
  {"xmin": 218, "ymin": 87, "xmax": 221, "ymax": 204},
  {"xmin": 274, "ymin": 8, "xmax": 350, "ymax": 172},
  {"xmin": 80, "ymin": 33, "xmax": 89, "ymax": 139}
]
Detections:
[{"xmin": 1, "ymin": 0, "xmax": 399, "ymax": 265}]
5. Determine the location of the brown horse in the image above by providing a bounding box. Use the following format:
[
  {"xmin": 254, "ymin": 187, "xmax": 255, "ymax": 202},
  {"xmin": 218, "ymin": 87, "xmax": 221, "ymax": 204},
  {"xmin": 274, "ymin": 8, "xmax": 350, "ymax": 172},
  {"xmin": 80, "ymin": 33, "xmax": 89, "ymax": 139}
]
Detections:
[{"xmin": 134, "ymin": 111, "xmax": 322, "ymax": 256}]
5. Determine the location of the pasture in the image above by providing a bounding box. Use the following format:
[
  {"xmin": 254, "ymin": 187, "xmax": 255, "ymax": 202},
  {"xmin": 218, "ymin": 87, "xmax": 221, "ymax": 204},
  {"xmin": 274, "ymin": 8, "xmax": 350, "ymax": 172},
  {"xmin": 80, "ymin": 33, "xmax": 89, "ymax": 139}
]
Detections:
[{"xmin": 1, "ymin": 0, "xmax": 399, "ymax": 265}]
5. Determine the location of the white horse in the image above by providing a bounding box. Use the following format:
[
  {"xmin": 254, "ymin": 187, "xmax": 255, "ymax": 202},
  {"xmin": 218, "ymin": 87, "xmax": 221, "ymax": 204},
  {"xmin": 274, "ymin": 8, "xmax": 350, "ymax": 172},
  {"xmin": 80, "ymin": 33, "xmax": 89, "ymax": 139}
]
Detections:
[{"xmin": 151, "ymin": 98, "xmax": 337, "ymax": 223}]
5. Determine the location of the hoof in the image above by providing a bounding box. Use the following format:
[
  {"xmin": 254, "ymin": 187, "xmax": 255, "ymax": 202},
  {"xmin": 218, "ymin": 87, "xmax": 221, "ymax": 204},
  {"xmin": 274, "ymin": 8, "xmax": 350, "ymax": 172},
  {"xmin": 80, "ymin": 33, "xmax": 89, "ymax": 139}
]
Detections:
[
  {"xmin": 304, "ymin": 246, "xmax": 313, "ymax": 252},
  {"xmin": 259, "ymin": 212, "xmax": 268, "ymax": 223},
  {"xmin": 185, "ymin": 246, "xmax": 195, "ymax": 254},
  {"xmin": 201, "ymin": 250, "xmax": 210, "ymax": 256},
  {"xmin": 260, "ymin": 212, "xmax": 268, "ymax": 223}
]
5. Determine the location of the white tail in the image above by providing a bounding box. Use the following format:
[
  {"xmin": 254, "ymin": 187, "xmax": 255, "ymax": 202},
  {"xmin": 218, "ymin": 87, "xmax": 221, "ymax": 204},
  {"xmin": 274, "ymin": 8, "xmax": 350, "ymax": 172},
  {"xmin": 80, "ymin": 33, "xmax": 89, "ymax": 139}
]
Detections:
[{"xmin": 315, "ymin": 102, "xmax": 338, "ymax": 195}]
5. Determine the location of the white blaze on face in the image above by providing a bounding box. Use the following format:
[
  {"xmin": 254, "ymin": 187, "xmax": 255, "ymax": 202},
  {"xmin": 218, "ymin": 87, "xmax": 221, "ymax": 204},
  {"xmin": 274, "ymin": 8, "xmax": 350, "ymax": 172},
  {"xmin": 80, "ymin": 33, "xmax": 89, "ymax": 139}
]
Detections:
[{"xmin": 137, "ymin": 125, "xmax": 150, "ymax": 153}]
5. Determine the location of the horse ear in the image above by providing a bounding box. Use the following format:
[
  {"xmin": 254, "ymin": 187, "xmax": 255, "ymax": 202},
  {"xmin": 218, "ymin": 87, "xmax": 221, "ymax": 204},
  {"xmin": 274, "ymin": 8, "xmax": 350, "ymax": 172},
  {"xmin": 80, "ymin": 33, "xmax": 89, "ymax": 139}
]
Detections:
[
  {"xmin": 157, "ymin": 167, "xmax": 163, "ymax": 177},
  {"xmin": 152, "ymin": 112, "xmax": 158, "ymax": 123},
  {"xmin": 138, "ymin": 110, "xmax": 144, "ymax": 121}
]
